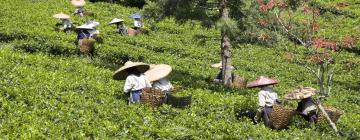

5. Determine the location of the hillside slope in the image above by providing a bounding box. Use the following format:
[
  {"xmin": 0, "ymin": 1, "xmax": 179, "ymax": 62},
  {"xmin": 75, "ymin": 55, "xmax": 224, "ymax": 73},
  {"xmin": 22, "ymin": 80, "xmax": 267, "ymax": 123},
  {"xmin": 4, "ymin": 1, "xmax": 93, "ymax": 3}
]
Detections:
[{"xmin": 0, "ymin": 0, "xmax": 359, "ymax": 139}]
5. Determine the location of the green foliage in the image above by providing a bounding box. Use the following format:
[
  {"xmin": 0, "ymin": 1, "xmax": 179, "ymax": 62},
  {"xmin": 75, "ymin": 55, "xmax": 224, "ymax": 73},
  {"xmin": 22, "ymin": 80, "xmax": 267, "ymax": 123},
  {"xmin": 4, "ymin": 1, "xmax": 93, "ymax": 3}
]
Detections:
[{"xmin": 0, "ymin": 0, "xmax": 359, "ymax": 139}]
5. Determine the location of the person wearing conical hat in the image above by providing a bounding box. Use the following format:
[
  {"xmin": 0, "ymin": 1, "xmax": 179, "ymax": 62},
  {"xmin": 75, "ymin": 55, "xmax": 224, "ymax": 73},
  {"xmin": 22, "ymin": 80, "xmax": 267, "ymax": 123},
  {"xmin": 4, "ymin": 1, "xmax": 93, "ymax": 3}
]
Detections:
[
  {"xmin": 211, "ymin": 61, "xmax": 234, "ymax": 83},
  {"xmin": 53, "ymin": 13, "xmax": 72, "ymax": 31},
  {"xmin": 108, "ymin": 18, "xmax": 127, "ymax": 35},
  {"xmin": 113, "ymin": 61, "xmax": 152, "ymax": 104},
  {"xmin": 86, "ymin": 20, "xmax": 100, "ymax": 38},
  {"xmin": 247, "ymin": 76, "xmax": 280, "ymax": 126},
  {"xmin": 76, "ymin": 24, "xmax": 91, "ymax": 46},
  {"xmin": 144, "ymin": 64, "xmax": 173, "ymax": 93},
  {"xmin": 285, "ymin": 86, "xmax": 318, "ymax": 123},
  {"xmin": 129, "ymin": 13, "xmax": 142, "ymax": 30},
  {"xmin": 71, "ymin": 0, "xmax": 86, "ymax": 16}
]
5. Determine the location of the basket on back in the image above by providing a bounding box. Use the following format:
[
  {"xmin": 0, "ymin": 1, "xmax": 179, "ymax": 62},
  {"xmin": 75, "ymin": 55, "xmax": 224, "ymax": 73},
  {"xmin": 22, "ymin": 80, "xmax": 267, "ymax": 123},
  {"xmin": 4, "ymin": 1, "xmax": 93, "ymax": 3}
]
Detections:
[
  {"xmin": 270, "ymin": 104, "xmax": 296, "ymax": 129},
  {"xmin": 232, "ymin": 75, "xmax": 247, "ymax": 89},
  {"xmin": 166, "ymin": 94, "xmax": 192, "ymax": 108},
  {"xmin": 140, "ymin": 88, "xmax": 166, "ymax": 107},
  {"xmin": 79, "ymin": 38, "xmax": 95, "ymax": 55},
  {"xmin": 317, "ymin": 106, "xmax": 343, "ymax": 123}
]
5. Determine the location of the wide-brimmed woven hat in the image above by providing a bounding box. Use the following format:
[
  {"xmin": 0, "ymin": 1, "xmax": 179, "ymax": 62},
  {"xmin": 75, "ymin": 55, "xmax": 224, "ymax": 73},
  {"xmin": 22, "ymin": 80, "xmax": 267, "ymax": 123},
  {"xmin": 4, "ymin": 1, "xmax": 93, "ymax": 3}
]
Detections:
[
  {"xmin": 284, "ymin": 86, "xmax": 317, "ymax": 100},
  {"xmin": 76, "ymin": 24, "xmax": 93, "ymax": 30},
  {"xmin": 144, "ymin": 64, "xmax": 172, "ymax": 82},
  {"xmin": 211, "ymin": 61, "xmax": 234, "ymax": 69},
  {"xmin": 108, "ymin": 18, "xmax": 124, "ymax": 25},
  {"xmin": 53, "ymin": 12, "xmax": 70, "ymax": 19},
  {"xmin": 128, "ymin": 13, "xmax": 142, "ymax": 19},
  {"xmin": 113, "ymin": 61, "xmax": 150, "ymax": 80},
  {"xmin": 86, "ymin": 20, "xmax": 100, "ymax": 28},
  {"xmin": 71, "ymin": 0, "xmax": 86, "ymax": 7},
  {"xmin": 246, "ymin": 76, "xmax": 279, "ymax": 88}
]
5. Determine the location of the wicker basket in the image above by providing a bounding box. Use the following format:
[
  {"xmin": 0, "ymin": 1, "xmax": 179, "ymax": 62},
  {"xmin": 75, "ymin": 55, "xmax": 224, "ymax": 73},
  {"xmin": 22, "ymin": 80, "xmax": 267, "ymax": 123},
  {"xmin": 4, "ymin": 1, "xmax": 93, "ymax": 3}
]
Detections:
[
  {"xmin": 79, "ymin": 39, "xmax": 95, "ymax": 55},
  {"xmin": 232, "ymin": 75, "xmax": 247, "ymax": 89},
  {"xmin": 127, "ymin": 28, "xmax": 138, "ymax": 36},
  {"xmin": 166, "ymin": 94, "xmax": 192, "ymax": 108},
  {"xmin": 317, "ymin": 106, "xmax": 343, "ymax": 123},
  {"xmin": 270, "ymin": 104, "xmax": 296, "ymax": 129},
  {"xmin": 140, "ymin": 88, "xmax": 166, "ymax": 107}
]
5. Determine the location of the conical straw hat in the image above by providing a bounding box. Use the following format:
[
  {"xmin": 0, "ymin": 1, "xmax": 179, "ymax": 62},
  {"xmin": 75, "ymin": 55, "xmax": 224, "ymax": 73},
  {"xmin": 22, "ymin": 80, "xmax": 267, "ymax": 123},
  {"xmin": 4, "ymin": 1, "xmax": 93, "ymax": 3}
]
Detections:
[
  {"xmin": 113, "ymin": 61, "xmax": 150, "ymax": 80},
  {"xmin": 246, "ymin": 76, "xmax": 279, "ymax": 88},
  {"xmin": 71, "ymin": 0, "xmax": 86, "ymax": 7},
  {"xmin": 144, "ymin": 64, "xmax": 172, "ymax": 82},
  {"xmin": 86, "ymin": 20, "xmax": 100, "ymax": 28},
  {"xmin": 76, "ymin": 24, "xmax": 93, "ymax": 30},
  {"xmin": 284, "ymin": 86, "xmax": 317, "ymax": 100},
  {"xmin": 128, "ymin": 13, "xmax": 142, "ymax": 19},
  {"xmin": 53, "ymin": 13, "xmax": 70, "ymax": 19},
  {"xmin": 108, "ymin": 18, "xmax": 124, "ymax": 25},
  {"xmin": 211, "ymin": 61, "xmax": 234, "ymax": 69}
]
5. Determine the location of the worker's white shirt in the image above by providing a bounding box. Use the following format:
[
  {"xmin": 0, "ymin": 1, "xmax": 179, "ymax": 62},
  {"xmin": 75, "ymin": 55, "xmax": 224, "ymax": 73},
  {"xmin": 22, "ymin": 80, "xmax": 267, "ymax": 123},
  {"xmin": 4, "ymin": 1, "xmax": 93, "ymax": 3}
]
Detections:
[
  {"xmin": 88, "ymin": 29, "xmax": 99, "ymax": 37},
  {"xmin": 301, "ymin": 98, "xmax": 317, "ymax": 115},
  {"xmin": 153, "ymin": 78, "xmax": 173, "ymax": 91},
  {"xmin": 63, "ymin": 19, "xmax": 72, "ymax": 29},
  {"xmin": 258, "ymin": 86, "xmax": 278, "ymax": 107},
  {"xmin": 123, "ymin": 74, "xmax": 152, "ymax": 93},
  {"xmin": 134, "ymin": 20, "xmax": 142, "ymax": 28}
]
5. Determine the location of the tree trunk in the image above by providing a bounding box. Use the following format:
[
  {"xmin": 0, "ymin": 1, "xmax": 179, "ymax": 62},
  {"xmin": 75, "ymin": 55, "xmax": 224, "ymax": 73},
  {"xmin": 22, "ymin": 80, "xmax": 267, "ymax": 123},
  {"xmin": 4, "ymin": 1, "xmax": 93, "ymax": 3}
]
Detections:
[{"xmin": 219, "ymin": 0, "xmax": 232, "ymax": 87}]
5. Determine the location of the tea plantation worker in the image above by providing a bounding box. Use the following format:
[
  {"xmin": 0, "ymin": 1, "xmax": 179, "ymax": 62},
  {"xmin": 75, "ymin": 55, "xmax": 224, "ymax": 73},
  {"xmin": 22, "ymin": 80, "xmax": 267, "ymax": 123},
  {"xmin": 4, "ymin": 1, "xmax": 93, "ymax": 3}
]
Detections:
[
  {"xmin": 108, "ymin": 18, "xmax": 127, "ymax": 35},
  {"xmin": 86, "ymin": 20, "xmax": 100, "ymax": 38},
  {"xmin": 112, "ymin": 61, "xmax": 152, "ymax": 104},
  {"xmin": 129, "ymin": 13, "xmax": 142, "ymax": 30},
  {"xmin": 211, "ymin": 61, "xmax": 234, "ymax": 83},
  {"xmin": 53, "ymin": 13, "xmax": 72, "ymax": 31},
  {"xmin": 247, "ymin": 76, "xmax": 280, "ymax": 126},
  {"xmin": 76, "ymin": 24, "xmax": 91, "ymax": 44},
  {"xmin": 144, "ymin": 64, "xmax": 173, "ymax": 94},
  {"xmin": 71, "ymin": 0, "xmax": 86, "ymax": 17},
  {"xmin": 284, "ymin": 86, "xmax": 318, "ymax": 123}
]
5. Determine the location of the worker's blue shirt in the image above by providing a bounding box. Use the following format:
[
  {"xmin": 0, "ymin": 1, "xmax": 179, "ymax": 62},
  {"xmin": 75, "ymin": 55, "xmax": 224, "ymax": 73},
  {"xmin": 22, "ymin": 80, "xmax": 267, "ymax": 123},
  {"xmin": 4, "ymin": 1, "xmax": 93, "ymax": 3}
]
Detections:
[{"xmin": 77, "ymin": 30, "xmax": 90, "ymax": 40}]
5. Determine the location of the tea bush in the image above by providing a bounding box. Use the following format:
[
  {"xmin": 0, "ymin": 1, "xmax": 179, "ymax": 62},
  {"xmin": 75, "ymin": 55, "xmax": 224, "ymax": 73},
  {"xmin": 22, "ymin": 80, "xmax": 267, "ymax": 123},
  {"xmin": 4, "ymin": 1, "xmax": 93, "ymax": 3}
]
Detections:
[{"xmin": 0, "ymin": 0, "xmax": 359, "ymax": 139}]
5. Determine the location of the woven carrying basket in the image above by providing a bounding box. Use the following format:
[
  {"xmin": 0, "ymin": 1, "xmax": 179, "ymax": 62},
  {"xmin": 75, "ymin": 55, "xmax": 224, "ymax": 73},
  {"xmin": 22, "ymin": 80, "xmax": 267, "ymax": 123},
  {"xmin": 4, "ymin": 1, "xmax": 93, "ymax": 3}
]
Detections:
[
  {"xmin": 140, "ymin": 88, "xmax": 166, "ymax": 107},
  {"xmin": 79, "ymin": 39, "xmax": 95, "ymax": 54},
  {"xmin": 232, "ymin": 75, "xmax": 247, "ymax": 89},
  {"xmin": 127, "ymin": 28, "xmax": 138, "ymax": 36},
  {"xmin": 317, "ymin": 106, "xmax": 343, "ymax": 123},
  {"xmin": 167, "ymin": 94, "xmax": 192, "ymax": 108},
  {"xmin": 270, "ymin": 104, "xmax": 296, "ymax": 129}
]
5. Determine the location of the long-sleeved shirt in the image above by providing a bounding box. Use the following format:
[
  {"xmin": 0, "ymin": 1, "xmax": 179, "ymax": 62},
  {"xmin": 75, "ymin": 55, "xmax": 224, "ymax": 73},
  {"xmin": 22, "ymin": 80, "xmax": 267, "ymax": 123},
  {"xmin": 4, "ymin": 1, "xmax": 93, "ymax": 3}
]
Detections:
[
  {"xmin": 297, "ymin": 98, "xmax": 317, "ymax": 115},
  {"xmin": 77, "ymin": 30, "xmax": 90, "ymax": 40},
  {"xmin": 258, "ymin": 86, "xmax": 278, "ymax": 107},
  {"xmin": 153, "ymin": 78, "xmax": 173, "ymax": 91},
  {"xmin": 134, "ymin": 20, "xmax": 142, "ymax": 28},
  {"xmin": 88, "ymin": 28, "xmax": 99, "ymax": 38},
  {"xmin": 62, "ymin": 19, "xmax": 72, "ymax": 29},
  {"xmin": 123, "ymin": 74, "xmax": 152, "ymax": 93}
]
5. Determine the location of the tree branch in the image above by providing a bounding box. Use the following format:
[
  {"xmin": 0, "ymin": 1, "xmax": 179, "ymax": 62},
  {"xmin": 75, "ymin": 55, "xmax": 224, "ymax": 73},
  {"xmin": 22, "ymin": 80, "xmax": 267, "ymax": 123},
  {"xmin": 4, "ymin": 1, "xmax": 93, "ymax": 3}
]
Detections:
[{"xmin": 275, "ymin": 12, "xmax": 309, "ymax": 47}]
